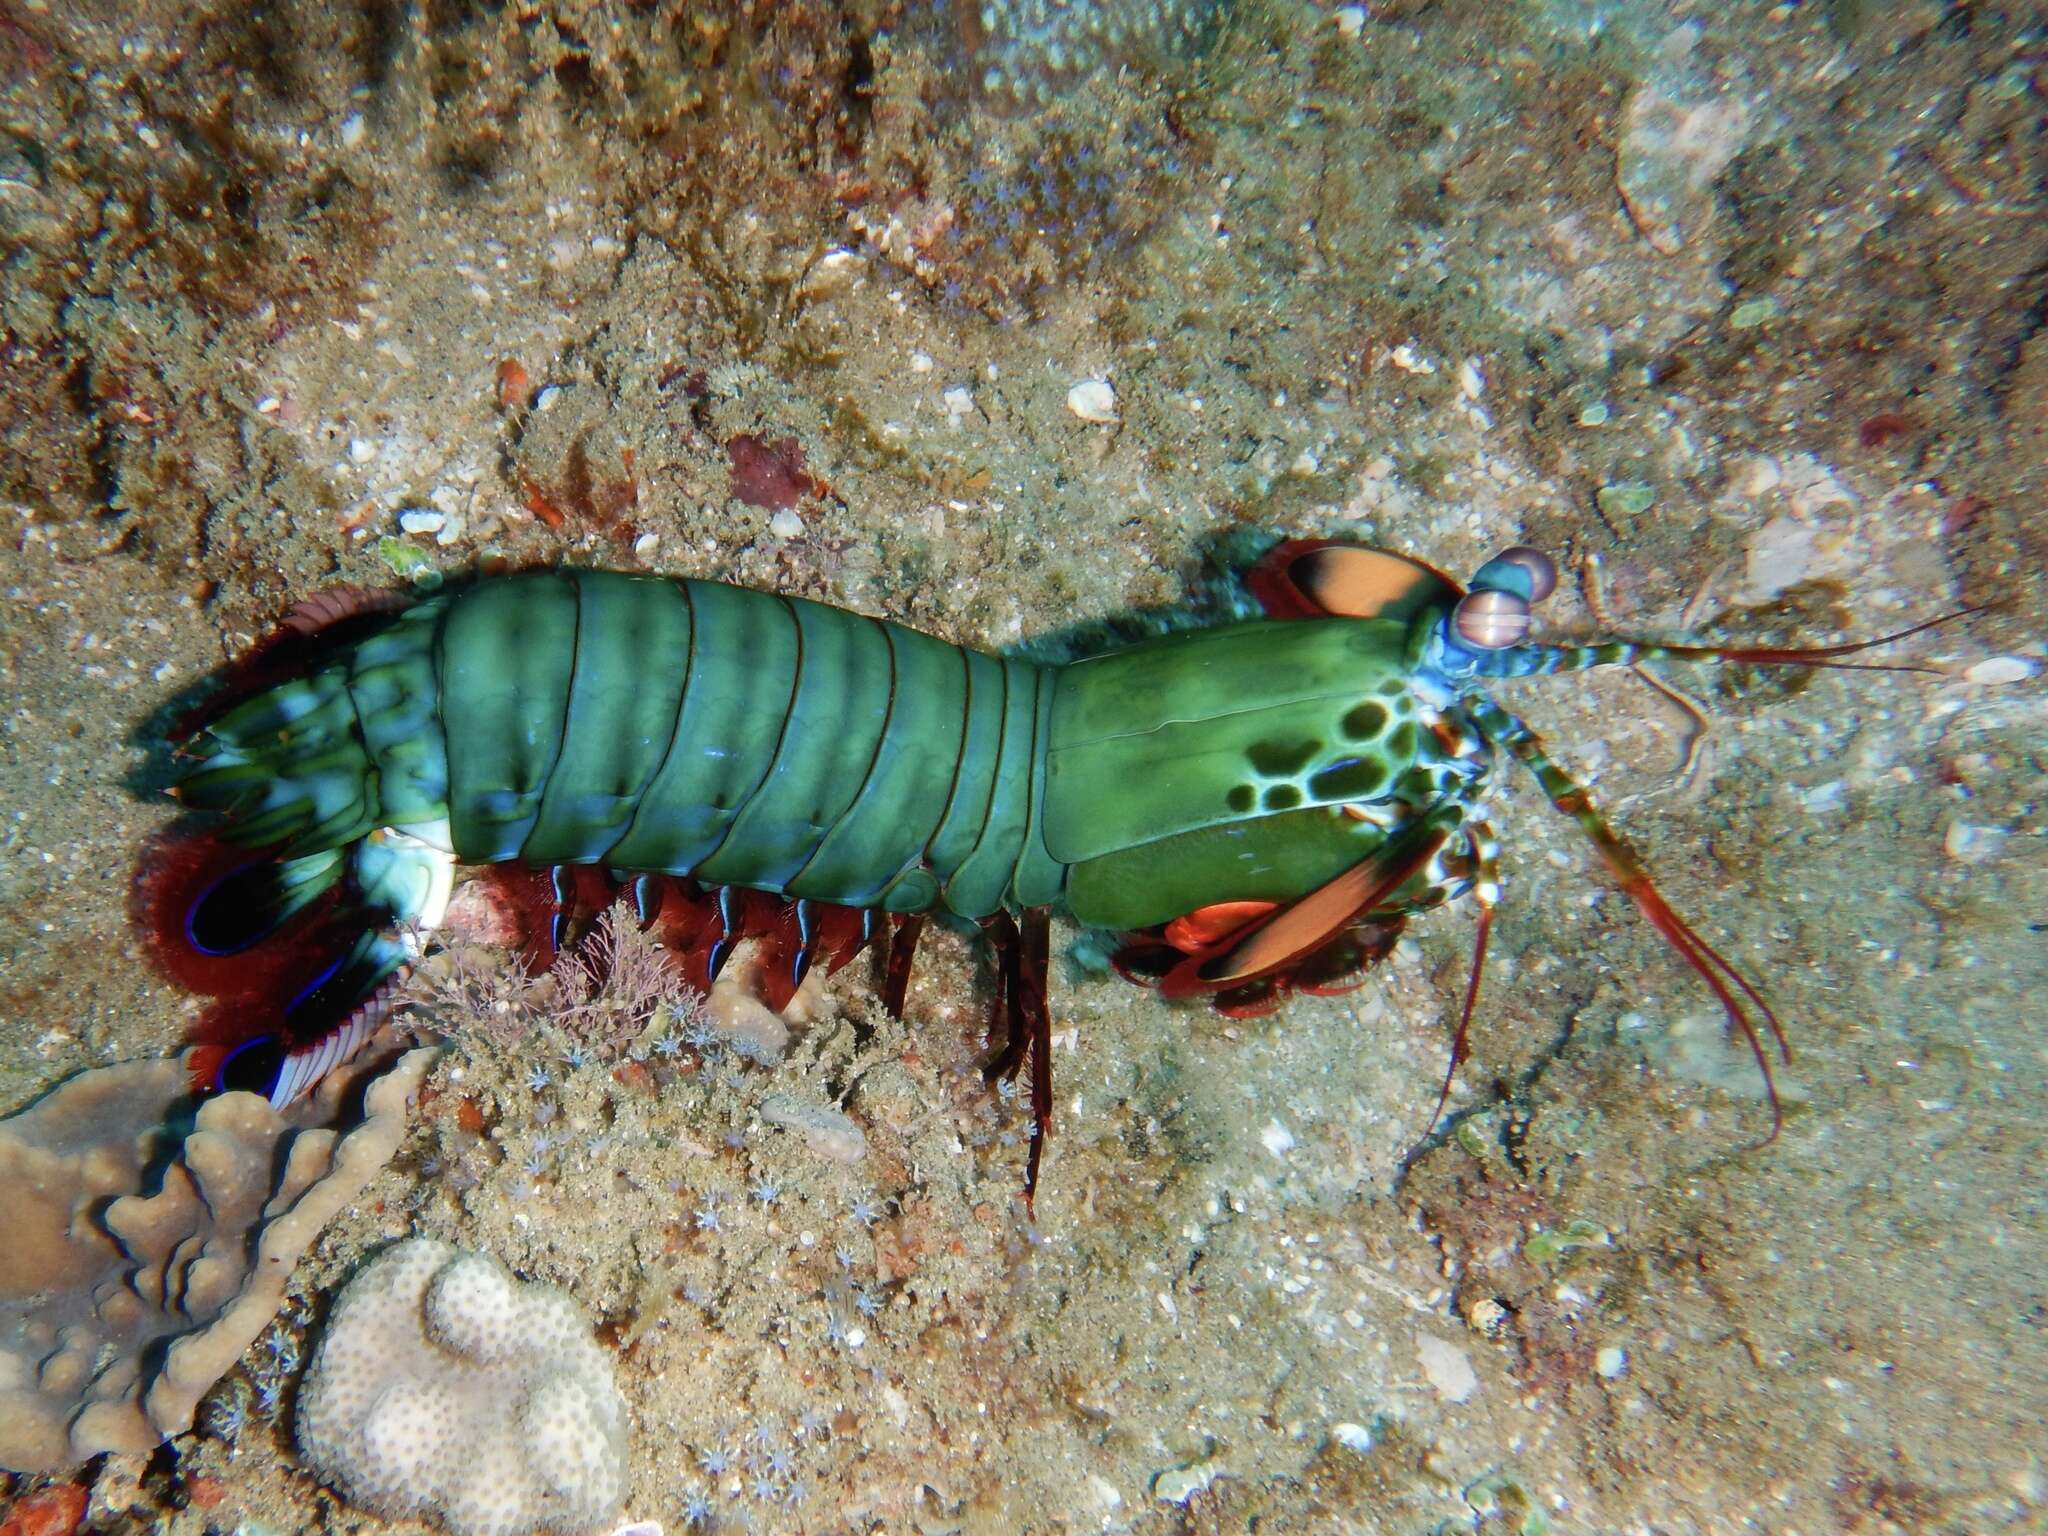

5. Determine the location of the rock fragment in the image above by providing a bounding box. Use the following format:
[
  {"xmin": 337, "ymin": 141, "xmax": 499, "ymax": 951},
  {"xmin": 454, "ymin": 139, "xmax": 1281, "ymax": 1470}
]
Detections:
[{"xmin": 1616, "ymin": 75, "xmax": 1751, "ymax": 254}]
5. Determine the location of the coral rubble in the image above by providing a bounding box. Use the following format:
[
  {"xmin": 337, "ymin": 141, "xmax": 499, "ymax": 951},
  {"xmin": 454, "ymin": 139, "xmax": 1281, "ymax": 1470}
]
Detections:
[{"xmin": 950, "ymin": 0, "xmax": 1228, "ymax": 110}]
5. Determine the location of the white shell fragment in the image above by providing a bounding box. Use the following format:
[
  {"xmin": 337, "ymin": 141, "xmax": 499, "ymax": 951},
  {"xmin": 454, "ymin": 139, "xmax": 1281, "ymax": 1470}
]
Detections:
[
  {"xmin": 1964, "ymin": 655, "xmax": 2036, "ymax": 686},
  {"xmin": 1416, "ymin": 1334, "xmax": 1479, "ymax": 1402},
  {"xmin": 768, "ymin": 508, "xmax": 805, "ymax": 539},
  {"xmin": 397, "ymin": 508, "xmax": 446, "ymax": 537},
  {"xmin": 758, "ymin": 1093, "xmax": 868, "ymax": 1164},
  {"xmin": 1066, "ymin": 377, "xmax": 1118, "ymax": 423}
]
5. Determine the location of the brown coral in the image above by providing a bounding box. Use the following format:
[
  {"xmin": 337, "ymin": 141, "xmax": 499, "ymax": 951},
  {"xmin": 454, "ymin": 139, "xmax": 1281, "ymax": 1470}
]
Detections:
[{"xmin": 0, "ymin": 1046, "xmax": 434, "ymax": 1473}]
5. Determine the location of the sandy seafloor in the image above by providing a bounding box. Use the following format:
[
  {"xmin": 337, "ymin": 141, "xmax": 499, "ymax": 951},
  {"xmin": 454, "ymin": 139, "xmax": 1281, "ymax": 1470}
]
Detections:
[{"xmin": 1, "ymin": 0, "xmax": 2044, "ymax": 1532}]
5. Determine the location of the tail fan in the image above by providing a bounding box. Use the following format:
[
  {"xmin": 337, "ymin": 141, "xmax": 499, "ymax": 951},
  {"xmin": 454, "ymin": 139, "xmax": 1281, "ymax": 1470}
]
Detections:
[{"xmin": 140, "ymin": 828, "xmax": 448, "ymax": 1109}]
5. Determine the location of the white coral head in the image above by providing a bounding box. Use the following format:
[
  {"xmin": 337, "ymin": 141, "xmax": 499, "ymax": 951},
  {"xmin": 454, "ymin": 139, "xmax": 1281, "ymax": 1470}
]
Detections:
[
  {"xmin": 297, "ymin": 1238, "xmax": 626, "ymax": 1536},
  {"xmin": 425, "ymin": 1251, "xmax": 524, "ymax": 1365}
]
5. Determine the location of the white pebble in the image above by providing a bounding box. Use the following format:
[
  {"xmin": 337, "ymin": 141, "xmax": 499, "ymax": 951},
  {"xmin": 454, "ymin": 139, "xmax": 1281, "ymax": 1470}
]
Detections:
[
  {"xmin": 1799, "ymin": 780, "xmax": 1846, "ymax": 815},
  {"xmin": 347, "ymin": 437, "xmax": 376, "ymax": 464},
  {"xmin": 769, "ymin": 508, "xmax": 805, "ymax": 539},
  {"xmin": 1260, "ymin": 1119, "xmax": 1296, "ymax": 1157},
  {"xmin": 1965, "ymin": 655, "xmax": 2036, "ymax": 686},
  {"xmin": 1152, "ymin": 1461, "xmax": 1221, "ymax": 1505},
  {"xmin": 1595, "ymin": 1345, "xmax": 1628, "ymax": 1378},
  {"xmin": 1389, "ymin": 342, "xmax": 1435, "ymax": 375},
  {"xmin": 398, "ymin": 509, "xmax": 446, "ymax": 536},
  {"xmin": 632, "ymin": 531, "xmax": 660, "ymax": 561},
  {"xmin": 1066, "ymin": 378, "xmax": 1118, "ymax": 424},
  {"xmin": 909, "ymin": 351, "xmax": 934, "ymax": 373},
  {"xmin": 1331, "ymin": 1421, "xmax": 1376, "ymax": 1452},
  {"xmin": 1333, "ymin": 5, "xmax": 1367, "ymax": 37},
  {"xmin": 942, "ymin": 384, "xmax": 975, "ymax": 420},
  {"xmin": 339, "ymin": 113, "xmax": 366, "ymax": 148},
  {"xmin": 1944, "ymin": 822, "xmax": 2008, "ymax": 865}
]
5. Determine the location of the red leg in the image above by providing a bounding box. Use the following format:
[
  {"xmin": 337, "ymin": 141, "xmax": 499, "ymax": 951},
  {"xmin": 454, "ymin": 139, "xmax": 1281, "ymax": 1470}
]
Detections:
[
  {"xmin": 983, "ymin": 911, "xmax": 1025, "ymax": 1080},
  {"xmin": 882, "ymin": 912, "xmax": 925, "ymax": 1019},
  {"xmin": 1017, "ymin": 907, "xmax": 1054, "ymax": 1211}
]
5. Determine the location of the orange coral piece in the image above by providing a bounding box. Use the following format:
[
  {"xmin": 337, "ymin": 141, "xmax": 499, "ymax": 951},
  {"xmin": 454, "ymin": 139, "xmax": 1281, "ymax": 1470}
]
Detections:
[
  {"xmin": 494, "ymin": 358, "xmax": 530, "ymax": 409},
  {"xmin": 0, "ymin": 1485, "xmax": 88, "ymax": 1536}
]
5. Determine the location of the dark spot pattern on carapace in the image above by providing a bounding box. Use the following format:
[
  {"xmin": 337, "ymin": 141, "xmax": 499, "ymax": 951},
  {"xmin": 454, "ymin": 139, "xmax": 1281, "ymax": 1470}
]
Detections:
[
  {"xmin": 1262, "ymin": 783, "xmax": 1304, "ymax": 811},
  {"xmin": 1245, "ymin": 737, "xmax": 1322, "ymax": 777},
  {"xmin": 1388, "ymin": 722, "xmax": 1418, "ymax": 759},
  {"xmin": 1341, "ymin": 701, "xmax": 1388, "ymax": 740},
  {"xmin": 1226, "ymin": 783, "xmax": 1256, "ymax": 812},
  {"xmin": 1308, "ymin": 756, "xmax": 1389, "ymax": 800}
]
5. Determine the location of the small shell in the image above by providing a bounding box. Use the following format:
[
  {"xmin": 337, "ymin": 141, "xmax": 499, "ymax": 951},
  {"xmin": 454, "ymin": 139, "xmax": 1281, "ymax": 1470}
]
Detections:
[
  {"xmin": 397, "ymin": 509, "xmax": 446, "ymax": 537},
  {"xmin": 1964, "ymin": 655, "xmax": 2036, "ymax": 686},
  {"xmin": 1066, "ymin": 378, "xmax": 1118, "ymax": 424},
  {"xmin": 768, "ymin": 508, "xmax": 805, "ymax": 539}
]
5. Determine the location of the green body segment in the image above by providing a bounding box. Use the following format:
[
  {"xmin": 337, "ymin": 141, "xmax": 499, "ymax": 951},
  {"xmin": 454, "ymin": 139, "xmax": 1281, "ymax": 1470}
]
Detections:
[
  {"xmin": 1045, "ymin": 614, "xmax": 1440, "ymax": 930},
  {"xmin": 180, "ymin": 572, "xmax": 1075, "ymax": 922},
  {"xmin": 526, "ymin": 573, "xmax": 694, "ymax": 863},
  {"xmin": 176, "ymin": 570, "xmax": 1453, "ymax": 933},
  {"xmin": 604, "ymin": 578, "xmax": 798, "ymax": 875},
  {"xmin": 439, "ymin": 575, "xmax": 581, "ymax": 861}
]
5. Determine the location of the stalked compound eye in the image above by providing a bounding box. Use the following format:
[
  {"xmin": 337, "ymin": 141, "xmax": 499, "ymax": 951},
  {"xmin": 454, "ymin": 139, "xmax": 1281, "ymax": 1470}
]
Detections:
[
  {"xmin": 1452, "ymin": 588, "xmax": 1532, "ymax": 650},
  {"xmin": 1494, "ymin": 545, "xmax": 1557, "ymax": 603}
]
